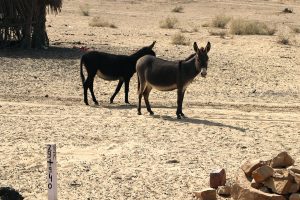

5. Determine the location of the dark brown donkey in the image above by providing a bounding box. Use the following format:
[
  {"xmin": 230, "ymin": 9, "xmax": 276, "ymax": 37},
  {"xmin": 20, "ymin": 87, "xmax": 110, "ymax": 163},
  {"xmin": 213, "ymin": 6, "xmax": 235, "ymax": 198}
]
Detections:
[
  {"xmin": 136, "ymin": 42, "xmax": 211, "ymax": 119},
  {"xmin": 80, "ymin": 41, "xmax": 156, "ymax": 105}
]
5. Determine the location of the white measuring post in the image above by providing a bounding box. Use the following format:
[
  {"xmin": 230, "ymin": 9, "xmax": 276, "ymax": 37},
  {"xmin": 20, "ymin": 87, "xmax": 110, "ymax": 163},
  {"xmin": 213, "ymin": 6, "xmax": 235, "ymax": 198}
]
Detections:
[{"xmin": 47, "ymin": 144, "xmax": 57, "ymax": 200}]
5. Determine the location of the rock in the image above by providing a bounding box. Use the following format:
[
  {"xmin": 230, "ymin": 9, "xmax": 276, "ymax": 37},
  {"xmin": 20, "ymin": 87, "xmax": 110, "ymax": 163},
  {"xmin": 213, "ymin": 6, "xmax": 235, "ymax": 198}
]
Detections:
[
  {"xmin": 271, "ymin": 152, "xmax": 295, "ymax": 168},
  {"xmin": 241, "ymin": 159, "xmax": 266, "ymax": 177},
  {"xmin": 251, "ymin": 179, "xmax": 264, "ymax": 189},
  {"xmin": 193, "ymin": 188, "xmax": 216, "ymax": 200},
  {"xmin": 290, "ymin": 193, "xmax": 300, "ymax": 200},
  {"xmin": 288, "ymin": 166, "xmax": 300, "ymax": 174},
  {"xmin": 210, "ymin": 168, "xmax": 226, "ymax": 188},
  {"xmin": 289, "ymin": 171, "xmax": 300, "ymax": 185},
  {"xmin": 264, "ymin": 177, "xmax": 293, "ymax": 195},
  {"xmin": 273, "ymin": 169, "xmax": 294, "ymax": 180},
  {"xmin": 217, "ymin": 185, "xmax": 231, "ymax": 196},
  {"xmin": 252, "ymin": 165, "xmax": 274, "ymax": 183},
  {"xmin": 259, "ymin": 186, "xmax": 271, "ymax": 193},
  {"xmin": 232, "ymin": 169, "xmax": 285, "ymax": 200},
  {"xmin": 289, "ymin": 183, "xmax": 300, "ymax": 193}
]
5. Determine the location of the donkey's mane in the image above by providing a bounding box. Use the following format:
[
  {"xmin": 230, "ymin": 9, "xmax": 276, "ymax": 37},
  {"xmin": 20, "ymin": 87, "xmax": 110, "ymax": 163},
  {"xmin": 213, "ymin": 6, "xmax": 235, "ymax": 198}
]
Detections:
[{"xmin": 184, "ymin": 53, "xmax": 196, "ymax": 61}]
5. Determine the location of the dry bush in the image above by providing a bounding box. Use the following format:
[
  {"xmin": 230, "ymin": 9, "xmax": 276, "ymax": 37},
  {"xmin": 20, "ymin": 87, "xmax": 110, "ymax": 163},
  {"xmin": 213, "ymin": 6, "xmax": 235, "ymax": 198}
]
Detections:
[
  {"xmin": 277, "ymin": 27, "xmax": 294, "ymax": 45},
  {"xmin": 172, "ymin": 33, "xmax": 189, "ymax": 45},
  {"xmin": 79, "ymin": 3, "xmax": 90, "ymax": 16},
  {"xmin": 230, "ymin": 19, "xmax": 276, "ymax": 35},
  {"xmin": 172, "ymin": 6, "xmax": 183, "ymax": 13},
  {"xmin": 209, "ymin": 30, "xmax": 227, "ymax": 38},
  {"xmin": 212, "ymin": 15, "xmax": 231, "ymax": 28},
  {"xmin": 277, "ymin": 34, "xmax": 290, "ymax": 45},
  {"xmin": 89, "ymin": 17, "xmax": 117, "ymax": 28},
  {"xmin": 202, "ymin": 23, "xmax": 210, "ymax": 27},
  {"xmin": 159, "ymin": 17, "xmax": 178, "ymax": 29},
  {"xmin": 282, "ymin": 7, "xmax": 293, "ymax": 13},
  {"xmin": 292, "ymin": 27, "xmax": 300, "ymax": 33}
]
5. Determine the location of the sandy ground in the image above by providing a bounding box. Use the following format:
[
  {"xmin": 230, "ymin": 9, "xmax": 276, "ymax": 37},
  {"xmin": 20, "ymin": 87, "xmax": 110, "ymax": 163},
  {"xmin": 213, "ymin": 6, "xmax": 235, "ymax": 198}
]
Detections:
[{"xmin": 0, "ymin": 0, "xmax": 300, "ymax": 199}]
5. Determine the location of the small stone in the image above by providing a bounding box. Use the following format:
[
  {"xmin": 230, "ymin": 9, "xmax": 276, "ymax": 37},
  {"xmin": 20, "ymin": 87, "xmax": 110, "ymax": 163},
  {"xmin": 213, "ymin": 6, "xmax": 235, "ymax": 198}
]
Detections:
[
  {"xmin": 290, "ymin": 193, "xmax": 300, "ymax": 200},
  {"xmin": 210, "ymin": 168, "xmax": 226, "ymax": 188},
  {"xmin": 251, "ymin": 179, "xmax": 264, "ymax": 189},
  {"xmin": 217, "ymin": 185, "xmax": 231, "ymax": 196},
  {"xmin": 45, "ymin": 94, "xmax": 49, "ymax": 98},
  {"xmin": 271, "ymin": 152, "xmax": 295, "ymax": 168},
  {"xmin": 252, "ymin": 165, "xmax": 274, "ymax": 183},
  {"xmin": 241, "ymin": 159, "xmax": 266, "ymax": 177},
  {"xmin": 193, "ymin": 188, "xmax": 216, "ymax": 200}
]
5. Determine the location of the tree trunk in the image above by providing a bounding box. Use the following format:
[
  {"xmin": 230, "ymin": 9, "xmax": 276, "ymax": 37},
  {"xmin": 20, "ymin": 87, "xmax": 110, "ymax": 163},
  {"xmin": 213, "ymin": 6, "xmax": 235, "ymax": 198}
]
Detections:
[{"xmin": 32, "ymin": 0, "xmax": 48, "ymax": 49}]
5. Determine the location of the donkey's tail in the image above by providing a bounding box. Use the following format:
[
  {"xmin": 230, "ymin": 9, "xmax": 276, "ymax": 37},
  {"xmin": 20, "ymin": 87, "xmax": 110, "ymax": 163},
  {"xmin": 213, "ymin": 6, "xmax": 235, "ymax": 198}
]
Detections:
[{"xmin": 80, "ymin": 56, "xmax": 85, "ymax": 86}]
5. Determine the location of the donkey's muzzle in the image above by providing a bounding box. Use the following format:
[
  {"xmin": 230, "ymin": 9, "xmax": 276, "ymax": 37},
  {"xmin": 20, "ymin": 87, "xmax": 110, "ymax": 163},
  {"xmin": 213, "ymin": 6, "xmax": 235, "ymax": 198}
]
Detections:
[{"xmin": 200, "ymin": 68, "xmax": 207, "ymax": 77}]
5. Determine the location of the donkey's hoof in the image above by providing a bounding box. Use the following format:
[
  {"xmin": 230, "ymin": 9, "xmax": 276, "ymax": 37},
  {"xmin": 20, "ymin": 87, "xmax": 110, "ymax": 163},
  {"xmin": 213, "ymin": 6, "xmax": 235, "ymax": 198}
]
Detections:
[
  {"xmin": 149, "ymin": 111, "xmax": 154, "ymax": 115},
  {"xmin": 177, "ymin": 115, "xmax": 182, "ymax": 119},
  {"xmin": 84, "ymin": 102, "xmax": 89, "ymax": 106},
  {"xmin": 138, "ymin": 111, "xmax": 142, "ymax": 115},
  {"xmin": 94, "ymin": 101, "xmax": 99, "ymax": 105}
]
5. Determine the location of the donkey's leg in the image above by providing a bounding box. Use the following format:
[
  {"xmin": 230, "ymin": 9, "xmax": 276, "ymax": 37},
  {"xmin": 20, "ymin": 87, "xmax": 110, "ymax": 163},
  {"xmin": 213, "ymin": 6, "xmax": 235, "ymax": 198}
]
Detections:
[
  {"xmin": 124, "ymin": 78, "xmax": 130, "ymax": 104},
  {"xmin": 110, "ymin": 79, "xmax": 123, "ymax": 104},
  {"xmin": 137, "ymin": 76, "xmax": 146, "ymax": 115},
  {"xmin": 89, "ymin": 77, "xmax": 99, "ymax": 105},
  {"xmin": 83, "ymin": 77, "xmax": 90, "ymax": 105},
  {"xmin": 143, "ymin": 86, "xmax": 154, "ymax": 115},
  {"xmin": 176, "ymin": 88, "xmax": 184, "ymax": 119},
  {"xmin": 179, "ymin": 90, "xmax": 186, "ymax": 117}
]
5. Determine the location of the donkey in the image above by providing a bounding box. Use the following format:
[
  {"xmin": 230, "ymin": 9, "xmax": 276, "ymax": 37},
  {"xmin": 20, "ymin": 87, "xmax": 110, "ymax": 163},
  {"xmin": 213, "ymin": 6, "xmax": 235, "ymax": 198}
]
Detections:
[
  {"xmin": 136, "ymin": 41, "xmax": 211, "ymax": 119},
  {"xmin": 80, "ymin": 41, "xmax": 156, "ymax": 105}
]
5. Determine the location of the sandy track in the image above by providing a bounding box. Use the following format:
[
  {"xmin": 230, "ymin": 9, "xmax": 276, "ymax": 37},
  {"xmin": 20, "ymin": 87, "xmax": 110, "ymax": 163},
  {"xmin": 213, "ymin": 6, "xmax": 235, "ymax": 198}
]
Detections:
[{"xmin": 1, "ymin": 0, "xmax": 300, "ymax": 199}]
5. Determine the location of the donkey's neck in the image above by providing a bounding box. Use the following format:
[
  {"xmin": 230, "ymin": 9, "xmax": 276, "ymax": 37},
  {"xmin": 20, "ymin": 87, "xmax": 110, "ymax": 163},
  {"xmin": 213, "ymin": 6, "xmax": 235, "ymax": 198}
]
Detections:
[
  {"xmin": 130, "ymin": 50, "xmax": 146, "ymax": 61},
  {"xmin": 182, "ymin": 56, "xmax": 201, "ymax": 79}
]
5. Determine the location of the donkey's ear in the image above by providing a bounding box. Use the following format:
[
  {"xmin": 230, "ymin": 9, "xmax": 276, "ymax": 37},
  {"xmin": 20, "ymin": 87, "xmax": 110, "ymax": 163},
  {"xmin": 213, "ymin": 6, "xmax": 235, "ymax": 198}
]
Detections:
[
  {"xmin": 149, "ymin": 41, "xmax": 156, "ymax": 49},
  {"xmin": 193, "ymin": 42, "xmax": 199, "ymax": 52},
  {"xmin": 205, "ymin": 41, "xmax": 211, "ymax": 53}
]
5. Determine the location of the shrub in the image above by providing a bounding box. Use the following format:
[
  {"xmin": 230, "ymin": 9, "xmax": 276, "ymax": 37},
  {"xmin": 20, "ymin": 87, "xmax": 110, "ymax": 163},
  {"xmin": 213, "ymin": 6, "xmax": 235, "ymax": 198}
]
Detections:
[
  {"xmin": 172, "ymin": 33, "xmax": 189, "ymax": 45},
  {"xmin": 159, "ymin": 17, "xmax": 178, "ymax": 29},
  {"xmin": 230, "ymin": 19, "xmax": 276, "ymax": 35},
  {"xmin": 89, "ymin": 17, "xmax": 117, "ymax": 28},
  {"xmin": 79, "ymin": 3, "xmax": 90, "ymax": 16},
  {"xmin": 292, "ymin": 27, "xmax": 300, "ymax": 33},
  {"xmin": 212, "ymin": 15, "xmax": 231, "ymax": 28},
  {"xmin": 202, "ymin": 23, "xmax": 210, "ymax": 27},
  {"xmin": 172, "ymin": 6, "xmax": 184, "ymax": 13},
  {"xmin": 282, "ymin": 8, "xmax": 293, "ymax": 13},
  {"xmin": 209, "ymin": 30, "xmax": 227, "ymax": 38}
]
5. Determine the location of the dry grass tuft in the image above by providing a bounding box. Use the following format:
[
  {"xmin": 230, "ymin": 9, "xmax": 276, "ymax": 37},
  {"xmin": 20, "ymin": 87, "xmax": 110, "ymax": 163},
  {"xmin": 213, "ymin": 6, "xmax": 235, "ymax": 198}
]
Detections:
[
  {"xmin": 209, "ymin": 30, "xmax": 227, "ymax": 38},
  {"xmin": 172, "ymin": 33, "xmax": 189, "ymax": 45},
  {"xmin": 202, "ymin": 23, "xmax": 210, "ymax": 27},
  {"xmin": 79, "ymin": 3, "xmax": 90, "ymax": 16},
  {"xmin": 277, "ymin": 27, "xmax": 294, "ymax": 45},
  {"xmin": 172, "ymin": 6, "xmax": 184, "ymax": 13},
  {"xmin": 230, "ymin": 19, "xmax": 276, "ymax": 35},
  {"xmin": 212, "ymin": 15, "xmax": 231, "ymax": 28},
  {"xmin": 282, "ymin": 7, "xmax": 293, "ymax": 13},
  {"xmin": 292, "ymin": 27, "xmax": 300, "ymax": 33},
  {"xmin": 159, "ymin": 17, "xmax": 178, "ymax": 29},
  {"xmin": 89, "ymin": 17, "xmax": 117, "ymax": 28}
]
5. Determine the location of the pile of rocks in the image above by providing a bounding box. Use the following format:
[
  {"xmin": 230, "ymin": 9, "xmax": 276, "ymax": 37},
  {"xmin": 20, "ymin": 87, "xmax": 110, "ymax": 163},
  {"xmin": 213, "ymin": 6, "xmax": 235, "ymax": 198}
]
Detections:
[
  {"xmin": 232, "ymin": 151, "xmax": 300, "ymax": 200},
  {"xmin": 193, "ymin": 152, "xmax": 299, "ymax": 200}
]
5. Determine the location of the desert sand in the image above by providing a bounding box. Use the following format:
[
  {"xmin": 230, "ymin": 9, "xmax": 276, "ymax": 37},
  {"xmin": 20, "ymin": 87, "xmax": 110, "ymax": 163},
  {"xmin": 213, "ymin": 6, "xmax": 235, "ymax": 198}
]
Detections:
[{"xmin": 0, "ymin": 0, "xmax": 300, "ymax": 199}]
